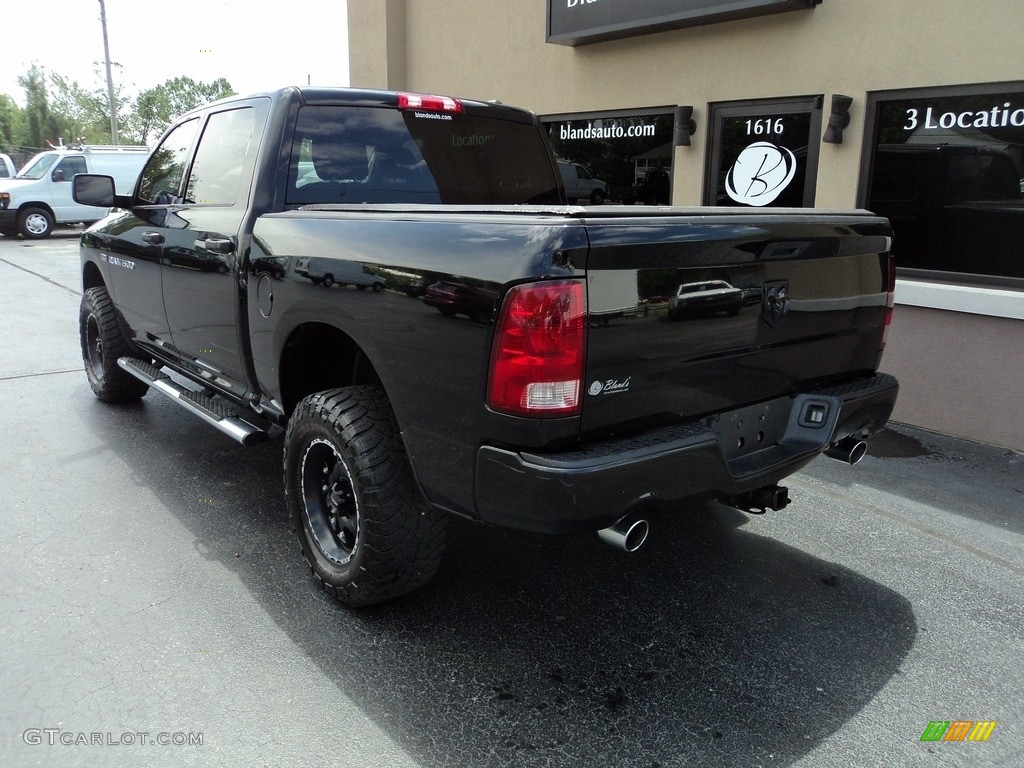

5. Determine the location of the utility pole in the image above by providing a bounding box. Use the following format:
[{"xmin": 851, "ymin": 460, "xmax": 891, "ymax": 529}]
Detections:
[{"xmin": 98, "ymin": 0, "xmax": 118, "ymax": 144}]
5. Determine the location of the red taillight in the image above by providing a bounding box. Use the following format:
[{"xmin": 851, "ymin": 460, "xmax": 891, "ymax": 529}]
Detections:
[
  {"xmin": 880, "ymin": 253, "xmax": 896, "ymax": 351},
  {"xmin": 487, "ymin": 280, "xmax": 586, "ymax": 417},
  {"xmin": 397, "ymin": 92, "xmax": 464, "ymax": 114}
]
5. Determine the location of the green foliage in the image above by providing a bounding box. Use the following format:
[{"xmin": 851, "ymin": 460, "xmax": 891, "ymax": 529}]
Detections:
[
  {"xmin": 1, "ymin": 67, "xmax": 235, "ymax": 151},
  {"xmin": 0, "ymin": 94, "xmax": 21, "ymax": 153},
  {"xmin": 48, "ymin": 72, "xmax": 119, "ymax": 145},
  {"xmin": 123, "ymin": 77, "xmax": 235, "ymax": 144},
  {"xmin": 16, "ymin": 66, "xmax": 59, "ymax": 149}
]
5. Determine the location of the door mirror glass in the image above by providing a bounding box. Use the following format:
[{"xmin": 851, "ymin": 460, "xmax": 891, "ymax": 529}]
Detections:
[{"xmin": 73, "ymin": 174, "xmax": 116, "ymax": 207}]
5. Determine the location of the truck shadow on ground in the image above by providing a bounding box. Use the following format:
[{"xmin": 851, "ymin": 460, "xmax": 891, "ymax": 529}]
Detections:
[{"xmin": 88, "ymin": 393, "xmax": 917, "ymax": 768}]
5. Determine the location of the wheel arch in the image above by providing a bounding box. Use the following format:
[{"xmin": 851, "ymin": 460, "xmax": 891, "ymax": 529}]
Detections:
[
  {"xmin": 279, "ymin": 322, "xmax": 384, "ymax": 416},
  {"xmin": 83, "ymin": 259, "xmax": 106, "ymax": 293},
  {"xmin": 17, "ymin": 201, "xmax": 57, "ymax": 221}
]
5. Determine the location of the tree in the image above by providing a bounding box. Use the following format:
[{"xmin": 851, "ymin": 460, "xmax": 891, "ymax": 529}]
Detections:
[
  {"xmin": 47, "ymin": 73, "xmax": 115, "ymax": 145},
  {"xmin": 124, "ymin": 77, "xmax": 234, "ymax": 144},
  {"xmin": 7, "ymin": 67, "xmax": 234, "ymax": 149},
  {"xmin": 17, "ymin": 66, "xmax": 61, "ymax": 149},
  {"xmin": 0, "ymin": 94, "xmax": 22, "ymax": 153}
]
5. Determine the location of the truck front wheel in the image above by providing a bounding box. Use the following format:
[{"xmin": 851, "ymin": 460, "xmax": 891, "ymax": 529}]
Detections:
[
  {"xmin": 284, "ymin": 386, "xmax": 447, "ymax": 606},
  {"xmin": 79, "ymin": 287, "xmax": 149, "ymax": 402},
  {"xmin": 18, "ymin": 207, "xmax": 54, "ymax": 239}
]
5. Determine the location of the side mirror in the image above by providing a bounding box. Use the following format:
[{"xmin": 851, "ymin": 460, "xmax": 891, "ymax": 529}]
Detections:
[
  {"xmin": 52, "ymin": 169, "xmax": 66, "ymax": 182},
  {"xmin": 73, "ymin": 174, "xmax": 117, "ymax": 207}
]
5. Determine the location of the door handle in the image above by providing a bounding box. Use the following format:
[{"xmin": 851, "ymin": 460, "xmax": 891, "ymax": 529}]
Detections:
[
  {"xmin": 197, "ymin": 237, "xmax": 236, "ymax": 254},
  {"xmin": 142, "ymin": 232, "xmax": 164, "ymax": 245}
]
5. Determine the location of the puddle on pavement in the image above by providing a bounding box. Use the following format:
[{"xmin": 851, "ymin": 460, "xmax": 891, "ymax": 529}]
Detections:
[{"xmin": 866, "ymin": 428, "xmax": 931, "ymax": 459}]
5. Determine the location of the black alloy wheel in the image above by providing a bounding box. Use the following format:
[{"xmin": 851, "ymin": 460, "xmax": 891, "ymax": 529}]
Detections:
[
  {"xmin": 301, "ymin": 439, "xmax": 360, "ymax": 566},
  {"xmin": 284, "ymin": 386, "xmax": 447, "ymax": 606},
  {"xmin": 79, "ymin": 287, "xmax": 148, "ymax": 402}
]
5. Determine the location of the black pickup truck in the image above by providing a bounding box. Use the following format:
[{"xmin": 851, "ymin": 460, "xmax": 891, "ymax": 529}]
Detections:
[{"xmin": 74, "ymin": 87, "xmax": 898, "ymax": 606}]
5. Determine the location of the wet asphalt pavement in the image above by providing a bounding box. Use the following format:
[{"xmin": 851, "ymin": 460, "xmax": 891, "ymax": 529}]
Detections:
[{"xmin": 1, "ymin": 231, "xmax": 1021, "ymax": 767}]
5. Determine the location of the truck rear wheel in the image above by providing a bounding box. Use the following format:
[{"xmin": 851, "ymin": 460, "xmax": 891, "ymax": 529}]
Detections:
[
  {"xmin": 18, "ymin": 207, "xmax": 54, "ymax": 239},
  {"xmin": 79, "ymin": 287, "xmax": 149, "ymax": 402},
  {"xmin": 284, "ymin": 386, "xmax": 447, "ymax": 606}
]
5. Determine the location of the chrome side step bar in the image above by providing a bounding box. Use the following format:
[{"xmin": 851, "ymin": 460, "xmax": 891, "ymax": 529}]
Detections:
[{"xmin": 118, "ymin": 357, "xmax": 269, "ymax": 446}]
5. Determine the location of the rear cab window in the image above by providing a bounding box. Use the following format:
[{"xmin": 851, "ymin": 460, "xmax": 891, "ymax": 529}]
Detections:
[{"xmin": 286, "ymin": 104, "xmax": 561, "ymax": 206}]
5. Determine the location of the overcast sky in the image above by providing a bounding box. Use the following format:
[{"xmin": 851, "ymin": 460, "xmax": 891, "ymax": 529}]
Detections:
[{"xmin": 2, "ymin": 0, "xmax": 349, "ymax": 106}]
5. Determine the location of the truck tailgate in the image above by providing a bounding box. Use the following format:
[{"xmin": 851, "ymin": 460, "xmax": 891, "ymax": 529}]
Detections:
[{"xmin": 578, "ymin": 208, "xmax": 893, "ymax": 437}]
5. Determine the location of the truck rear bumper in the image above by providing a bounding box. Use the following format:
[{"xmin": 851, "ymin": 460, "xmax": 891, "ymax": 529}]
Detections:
[{"xmin": 474, "ymin": 373, "xmax": 898, "ymax": 534}]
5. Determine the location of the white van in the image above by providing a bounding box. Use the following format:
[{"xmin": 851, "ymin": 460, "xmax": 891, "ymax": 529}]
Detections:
[
  {"xmin": 0, "ymin": 145, "xmax": 149, "ymax": 238},
  {"xmin": 295, "ymin": 257, "xmax": 387, "ymax": 290},
  {"xmin": 557, "ymin": 160, "xmax": 608, "ymax": 205}
]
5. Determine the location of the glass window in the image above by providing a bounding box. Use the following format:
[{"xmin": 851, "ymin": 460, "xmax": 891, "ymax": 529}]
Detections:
[
  {"xmin": 138, "ymin": 118, "xmax": 200, "ymax": 204},
  {"xmin": 705, "ymin": 97, "xmax": 823, "ymax": 207},
  {"xmin": 185, "ymin": 107, "xmax": 257, "ymax": 206},
  {"xmin": 16, "ymin": 152, "xmax": 59, "ymax": 180},
  {"xmin": 545, "ymin": 111, "xmax": 675, "ymax": 204},
  {"xmin": 53, "ymin": 156, "xmax": 87, "ymax": 181},
  {"xmin": 863, "ymin": 85, "xmax": 1024, "ymax": 283},
  {"xmin": 287, "ymin": 105, "xmax": 560, "ymax": 206}
]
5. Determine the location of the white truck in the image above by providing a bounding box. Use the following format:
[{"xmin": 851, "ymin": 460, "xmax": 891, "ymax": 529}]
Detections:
[
  {"xmin": 557, "ymin": 160, "xmax": 608, "ymax": 204},
  {"xmin": 0, "ymin": 145, "xmax": 149, "ymax": 238},
  {"xmin": 0, "ymin": 153, "xmax": 15, "ymax": 179}
]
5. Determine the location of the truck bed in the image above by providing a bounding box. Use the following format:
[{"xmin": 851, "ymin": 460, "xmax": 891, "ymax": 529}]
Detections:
[{"xmin": 250, "ymin": 204, "xmax": 895, "ymax": 529}]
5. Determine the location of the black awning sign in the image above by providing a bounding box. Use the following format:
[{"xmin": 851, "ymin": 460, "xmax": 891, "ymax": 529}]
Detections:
[{"xmin": 548, "ymin": 0, "xmax": 822, "ymax": 46}]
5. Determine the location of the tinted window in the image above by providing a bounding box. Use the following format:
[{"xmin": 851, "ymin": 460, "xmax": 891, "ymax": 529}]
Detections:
[
  {"xmin": 138, "ymin": 118, "xmax": 200, "ymax": 203},
  {"xmin": 287, "ymin": 106, "xmax": 560, "ymax": 206},
  {"xmin": 865, "ymin": 87, "xmax": 1024, "ymax": 282},
  {"xmin": 546, "ymin": 112, "xmax": 675, "ymax": 204},
  {"xmin": 53, "ymin": 156, "xmax": 87, "ymax": 181},
  {"xmin": 186, "ymin": 107, "xmax": 257, "ymax": 206}
]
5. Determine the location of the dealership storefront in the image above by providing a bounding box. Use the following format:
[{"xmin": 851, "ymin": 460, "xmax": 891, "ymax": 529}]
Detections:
[{"xmin": 348, "ymin": 0, "xmax": 1024, "ymax": 451}]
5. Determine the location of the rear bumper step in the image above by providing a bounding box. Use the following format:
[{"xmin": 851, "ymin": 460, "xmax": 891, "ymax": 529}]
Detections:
[{"xmin": 118, "ymin": 357, "xmax": 269, "ymax": 446}]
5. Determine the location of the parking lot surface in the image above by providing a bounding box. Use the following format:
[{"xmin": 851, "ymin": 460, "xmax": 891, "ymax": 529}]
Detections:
[{"xmin": 1, "ymin": 232, "xmax": 1021, "ymax": 767}]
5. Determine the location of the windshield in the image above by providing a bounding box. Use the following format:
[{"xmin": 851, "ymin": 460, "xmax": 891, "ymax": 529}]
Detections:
[
  {"xmin": 15, "ymin": 152, "xmax": 59, "ymax": 180},
  {"xmin": 287, "ymin": 105, "xmax": 561, "ymax": 206}
]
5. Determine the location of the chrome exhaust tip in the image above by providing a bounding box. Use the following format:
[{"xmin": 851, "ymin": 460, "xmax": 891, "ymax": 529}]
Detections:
[
  {"xmin": 598, "ymin": 515, "xmax": 650, "ymax": 553},
  {"xmin": 825, "ymin": 437, "xmax": 868, "ymax": 465}
]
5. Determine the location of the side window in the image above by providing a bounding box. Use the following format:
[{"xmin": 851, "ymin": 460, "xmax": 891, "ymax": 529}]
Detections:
[
  {"xmin": 53, "ymin": 156, "xmax": 87, "ymax": 182},
  {"xmin": 185, "ymin": 107, "xmax": 257, "ymax": 206},
  {"xmin": 138, "ymin": 118, "xmax": 200, "ymax": 204}
]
